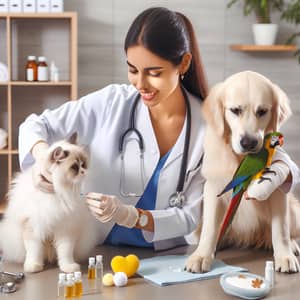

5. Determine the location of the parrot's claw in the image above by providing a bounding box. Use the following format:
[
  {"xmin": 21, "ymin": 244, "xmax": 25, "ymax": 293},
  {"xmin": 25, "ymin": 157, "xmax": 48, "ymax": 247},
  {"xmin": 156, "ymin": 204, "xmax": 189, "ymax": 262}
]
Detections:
[
  {"xmin": 257, "ymin": 168, "xmax": 277, "ymax": 184},
  {"xmin": 258, "ymin": 176, "xmax": 272, "ymax": 184}
]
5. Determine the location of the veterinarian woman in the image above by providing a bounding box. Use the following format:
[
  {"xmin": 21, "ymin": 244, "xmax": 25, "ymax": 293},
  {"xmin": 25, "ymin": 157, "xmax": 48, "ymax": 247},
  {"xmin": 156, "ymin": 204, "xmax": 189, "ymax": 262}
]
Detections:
[{"xmin": 19, "ymin": 7, "xmax": 300, "ymax": 251}]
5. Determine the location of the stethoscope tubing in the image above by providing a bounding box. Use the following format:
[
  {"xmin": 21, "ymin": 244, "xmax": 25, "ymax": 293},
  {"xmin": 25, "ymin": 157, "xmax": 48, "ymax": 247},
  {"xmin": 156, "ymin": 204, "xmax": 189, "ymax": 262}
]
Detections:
[{"xmin": 118, "ymin": 86, "xmax": 192, "ymax": 200}]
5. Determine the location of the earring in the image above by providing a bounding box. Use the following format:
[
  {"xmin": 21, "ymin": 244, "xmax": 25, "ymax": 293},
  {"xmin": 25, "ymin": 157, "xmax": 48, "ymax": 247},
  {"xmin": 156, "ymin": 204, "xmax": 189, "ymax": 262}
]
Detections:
[{"xmin": 180, "ymin": 73, "xmax": 185, "ymax": 80}]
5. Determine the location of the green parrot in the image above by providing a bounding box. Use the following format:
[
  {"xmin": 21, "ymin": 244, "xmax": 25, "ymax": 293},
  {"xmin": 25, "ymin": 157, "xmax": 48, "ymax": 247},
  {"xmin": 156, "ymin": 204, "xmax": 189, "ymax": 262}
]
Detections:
[{"xmin": 217, "ymin": 131, "xmax": 284, "ymax": 247}]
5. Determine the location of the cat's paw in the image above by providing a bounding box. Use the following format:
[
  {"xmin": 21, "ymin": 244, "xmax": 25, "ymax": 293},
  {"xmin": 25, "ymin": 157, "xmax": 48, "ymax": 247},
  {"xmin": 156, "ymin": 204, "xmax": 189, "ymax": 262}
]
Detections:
[
  {"xmin": 24, "ymin": 261, "xmax": 44, "ymax": 273},
  {"xmin": 60, "ymin": 262, "xmax": 81, "ymax": 273}
]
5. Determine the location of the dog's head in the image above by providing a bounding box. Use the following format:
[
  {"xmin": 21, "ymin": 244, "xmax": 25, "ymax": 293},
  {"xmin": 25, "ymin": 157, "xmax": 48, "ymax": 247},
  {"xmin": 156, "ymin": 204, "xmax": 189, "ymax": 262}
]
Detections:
[{"xmin": 202, "ymin": 71, "xmax": 292, "ymax": 155}]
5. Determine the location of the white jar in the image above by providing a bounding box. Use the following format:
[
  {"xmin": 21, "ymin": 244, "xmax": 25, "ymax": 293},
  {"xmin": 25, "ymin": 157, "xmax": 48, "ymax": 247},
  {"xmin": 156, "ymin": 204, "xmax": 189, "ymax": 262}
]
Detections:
[
  {"xmin": 264, "ymin": 260, "xmax": 274, "ymax": 287},
  {"xmin": 37, "ymin": 56, "xmax": 49, "ymax": 81}
]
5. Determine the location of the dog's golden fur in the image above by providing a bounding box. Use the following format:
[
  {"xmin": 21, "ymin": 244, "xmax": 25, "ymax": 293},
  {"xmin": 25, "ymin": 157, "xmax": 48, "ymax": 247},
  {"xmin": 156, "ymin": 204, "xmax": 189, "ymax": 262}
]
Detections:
[{"xmin": 185, "ymin": 71, "xmax": 300, "ymax": 273}]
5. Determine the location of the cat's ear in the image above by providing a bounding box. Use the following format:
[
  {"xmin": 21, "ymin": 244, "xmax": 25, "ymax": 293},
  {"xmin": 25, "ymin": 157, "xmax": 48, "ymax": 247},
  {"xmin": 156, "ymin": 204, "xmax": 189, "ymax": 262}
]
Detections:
[
  {"xmin": 51, "ymin": 146, "xmax": 69, "ymax": 162},
  {"xmin": 68, "ymin": 132, "xmax": 78, "ymax": 145}
]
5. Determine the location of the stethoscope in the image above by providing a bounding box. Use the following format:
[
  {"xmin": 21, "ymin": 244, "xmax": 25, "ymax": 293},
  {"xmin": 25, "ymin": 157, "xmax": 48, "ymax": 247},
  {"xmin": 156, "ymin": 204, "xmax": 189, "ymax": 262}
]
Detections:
[
  {"xmin": 0, "ymin": 256, "xmax": 24, "ymax": 293},
  {"xmin": 119, "ymin": 86, "xmax": 191, "ymax": 208},
  {"xmin": 0, "ymin": 271, "xmax": 25, "ymax": 293}
]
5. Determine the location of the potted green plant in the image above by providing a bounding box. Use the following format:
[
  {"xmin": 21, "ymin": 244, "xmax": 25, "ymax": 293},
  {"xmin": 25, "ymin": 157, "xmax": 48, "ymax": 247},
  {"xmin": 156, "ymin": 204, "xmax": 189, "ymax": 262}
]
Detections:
[
  {"xmin": 281, "ymin": 0, "xmax": 300, "ymax": 61},
  {"xmin": 227, "ymin": 0, "xmax": 285, "ymax": 45}
]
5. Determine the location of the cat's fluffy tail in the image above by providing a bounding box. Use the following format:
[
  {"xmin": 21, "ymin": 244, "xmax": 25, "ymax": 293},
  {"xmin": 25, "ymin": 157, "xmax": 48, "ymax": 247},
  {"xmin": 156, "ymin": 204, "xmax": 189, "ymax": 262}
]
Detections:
[{"xmin": 0, "ymin": 218, "xmax": 26, "ymax": 263}]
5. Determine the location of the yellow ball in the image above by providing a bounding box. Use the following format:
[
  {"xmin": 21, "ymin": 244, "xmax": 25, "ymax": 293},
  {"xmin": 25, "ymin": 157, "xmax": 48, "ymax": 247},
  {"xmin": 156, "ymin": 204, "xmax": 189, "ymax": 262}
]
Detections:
[
  {"xmin": 102, "ymin": 273, "xmax": 114, "ymax": 286},
  {"xmin": 110, "ymin": 254, "xmax": 140, "ymax": 278},
  {"xmin": 111, "ymin": 256, "xmax": 127, "ymax": 273},
  {"xmin": 125, "ymin": 254, "xmax": 140, "ymax": 277}
]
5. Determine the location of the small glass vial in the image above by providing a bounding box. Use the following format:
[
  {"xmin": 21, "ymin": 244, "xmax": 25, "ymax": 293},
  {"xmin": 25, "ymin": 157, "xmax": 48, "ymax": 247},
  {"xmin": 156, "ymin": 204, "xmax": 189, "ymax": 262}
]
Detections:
[
  {"xmin": 25, "ymin": 55, "xmax": 37, "ymax": 81},
  {"xmin": 88, "ymin": 257, "xmax": 96, "ymax": 279},
  {"xmin": 64, "ymin": 273, "xmax": 74, "ymax": 298},
  {"xmin": 95, "ymin": 255, "xmax": 103, "ymax": 292},
  {"xmin": 37, "ymin": 56, "xmax": 49, "ymax": 81},
  {"xmin": 57, "ymin": 273, "xmax": 66, "ymax": 298},
  {"xmin": 265, "ymin": 260, "xmax": 274, "ymax": 287},
  {"xmin": 73, "ymin": 271, "xmax": 83, "ymax": 297},
  {"xmin": 50, "ymin": 61, "xmax": 59, "ymax": 82}
]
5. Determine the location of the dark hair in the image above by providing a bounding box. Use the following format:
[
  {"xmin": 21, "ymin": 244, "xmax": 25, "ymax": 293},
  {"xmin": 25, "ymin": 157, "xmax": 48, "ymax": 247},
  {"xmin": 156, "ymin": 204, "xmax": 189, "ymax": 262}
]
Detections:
[{"xmin": 124, "ymin": 7, "xmax": 208, "ymax": 101}]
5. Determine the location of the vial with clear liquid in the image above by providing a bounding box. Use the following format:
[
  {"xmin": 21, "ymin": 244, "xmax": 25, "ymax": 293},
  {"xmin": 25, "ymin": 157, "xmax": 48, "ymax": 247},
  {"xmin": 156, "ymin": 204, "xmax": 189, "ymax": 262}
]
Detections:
[
  {"xmin": 95, "ymin": 255, "xmax": 103, "ymax": 292},
  {"xmin": 57, "ymin": 273, "xmax": 66, "ymax": 298},
  {"xmin": 265, "ymin": 260, "xmax": 274, "ymax": 287}
]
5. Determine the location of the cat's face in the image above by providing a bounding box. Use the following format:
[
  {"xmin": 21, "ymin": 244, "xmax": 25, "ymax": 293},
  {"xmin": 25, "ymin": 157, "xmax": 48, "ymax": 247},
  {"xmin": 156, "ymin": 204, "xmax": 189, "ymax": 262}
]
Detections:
[{"xmin": 48, "ymin": 141, "xmax": 89, "ymax": 186}]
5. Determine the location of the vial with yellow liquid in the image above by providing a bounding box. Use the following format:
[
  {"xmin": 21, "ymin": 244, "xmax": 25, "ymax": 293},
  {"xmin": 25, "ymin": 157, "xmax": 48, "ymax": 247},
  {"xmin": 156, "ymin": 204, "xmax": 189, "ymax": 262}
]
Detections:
[
  {"xmin": 88, "ymin": 257, "xmax": 96, "ymax": 290},
  {"xmin": 73, "ymin": 271, "xmax": 83, "ymax": 297},
  {"xmin": 64, "ymin": 273, "xmax": 74, "ymax": 298},
  {"xmin": 88, "ymin": 257, "xmax": 96, "ymax": 279}
]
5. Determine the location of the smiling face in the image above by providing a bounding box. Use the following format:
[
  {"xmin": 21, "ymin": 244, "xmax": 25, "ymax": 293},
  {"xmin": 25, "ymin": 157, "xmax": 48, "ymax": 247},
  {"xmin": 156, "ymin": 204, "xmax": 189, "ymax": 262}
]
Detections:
[
  {"xmin": 223, "ymin": 73, "xmax": 274, "ymax": 155},
  {"xmin": 126, "ymin": 45, "xmax": 182, "ymax": 108}
]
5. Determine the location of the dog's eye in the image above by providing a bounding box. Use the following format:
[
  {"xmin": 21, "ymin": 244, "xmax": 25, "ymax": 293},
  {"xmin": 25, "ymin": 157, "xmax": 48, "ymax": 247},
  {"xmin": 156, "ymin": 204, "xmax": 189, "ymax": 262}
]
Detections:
[
  {"xmin": 256, "ymin": 109, "xmax": 268, "ymax": 117},
  {"xmin": 230, "ymin": 108, "xmax": 242, "ymax": 116}
]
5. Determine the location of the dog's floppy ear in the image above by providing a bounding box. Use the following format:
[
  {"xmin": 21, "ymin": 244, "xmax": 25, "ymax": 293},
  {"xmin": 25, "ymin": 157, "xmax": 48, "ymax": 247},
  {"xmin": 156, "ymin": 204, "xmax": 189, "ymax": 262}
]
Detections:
[
  {"xmin": 201, "ymin": 82, "xmax": 229, "ymax": 138},
  {"xmin": 267, "ymin": 83, "xmax": 292, "ymax": 132}
]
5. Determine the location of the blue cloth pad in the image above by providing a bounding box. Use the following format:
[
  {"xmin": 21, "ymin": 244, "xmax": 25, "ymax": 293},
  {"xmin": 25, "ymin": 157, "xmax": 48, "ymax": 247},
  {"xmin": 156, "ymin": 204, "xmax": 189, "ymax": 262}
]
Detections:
[{"xmin": 137, "ymin": 255, "xmax": 247, "ymax": 286}]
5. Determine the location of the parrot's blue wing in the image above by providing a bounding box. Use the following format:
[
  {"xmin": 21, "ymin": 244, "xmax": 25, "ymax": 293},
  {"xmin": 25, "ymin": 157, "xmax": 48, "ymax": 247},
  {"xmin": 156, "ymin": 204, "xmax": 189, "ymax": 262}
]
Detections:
[{"xmin": 218, "ymin": 175, "xmax": 249, "ymax": 197}]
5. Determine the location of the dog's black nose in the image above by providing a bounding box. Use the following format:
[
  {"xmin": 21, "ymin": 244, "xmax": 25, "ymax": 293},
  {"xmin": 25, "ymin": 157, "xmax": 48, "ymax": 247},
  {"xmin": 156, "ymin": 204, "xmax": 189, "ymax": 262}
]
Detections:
[{"xmin": 240, "ymin": 136, "xmax": 258, "ymax": 151}]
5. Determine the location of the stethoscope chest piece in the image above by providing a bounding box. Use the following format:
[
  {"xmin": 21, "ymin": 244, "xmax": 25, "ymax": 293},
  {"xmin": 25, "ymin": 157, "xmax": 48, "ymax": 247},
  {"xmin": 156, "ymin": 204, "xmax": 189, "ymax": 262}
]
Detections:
[
  {"xmin": 169, "ymin": 192, "xmax": 185, "ymax": 208},
  {"xmin": 0, "ymin": 282, "xmax": 17, "ymax": 293}
]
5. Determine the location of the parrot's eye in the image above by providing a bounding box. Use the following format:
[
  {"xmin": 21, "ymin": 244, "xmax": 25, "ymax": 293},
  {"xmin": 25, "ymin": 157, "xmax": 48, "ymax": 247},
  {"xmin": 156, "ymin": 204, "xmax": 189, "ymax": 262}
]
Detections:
[
  {"xmin": 230, "ymin": 107, "xmax": 242, "ymax": 116},
  {"xmin": 256, "ymin": 108, "xmax": 268, "ymax": 117}
]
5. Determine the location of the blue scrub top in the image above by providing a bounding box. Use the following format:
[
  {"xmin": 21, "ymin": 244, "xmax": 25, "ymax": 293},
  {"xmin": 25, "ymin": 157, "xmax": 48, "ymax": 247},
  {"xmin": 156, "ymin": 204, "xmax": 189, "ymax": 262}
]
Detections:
[{"xmin": 105, "ymin": 151, "xmax": 170, "ymax": 248}]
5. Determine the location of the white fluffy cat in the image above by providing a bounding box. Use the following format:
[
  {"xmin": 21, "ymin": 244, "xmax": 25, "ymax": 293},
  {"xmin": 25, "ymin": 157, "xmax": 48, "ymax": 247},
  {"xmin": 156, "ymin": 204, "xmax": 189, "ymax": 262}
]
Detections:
[{"xmin": 0, "ymin": 135, "xmax": 99, "ymax": 273}]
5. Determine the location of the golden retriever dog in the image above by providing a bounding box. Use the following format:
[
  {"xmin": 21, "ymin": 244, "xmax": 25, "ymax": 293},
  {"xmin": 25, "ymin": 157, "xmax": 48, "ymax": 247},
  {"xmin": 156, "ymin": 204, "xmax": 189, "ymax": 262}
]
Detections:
[{"xmin": 185, "ymin": 71, "xmax": 300, "ymax": 273}]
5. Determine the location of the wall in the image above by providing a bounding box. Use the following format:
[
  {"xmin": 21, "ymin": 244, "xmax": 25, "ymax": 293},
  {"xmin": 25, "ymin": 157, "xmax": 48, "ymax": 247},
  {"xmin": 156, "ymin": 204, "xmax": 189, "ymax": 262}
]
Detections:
[{"xmin": 64, "ymin": 0, "xmax": 300, "ymax": 188}]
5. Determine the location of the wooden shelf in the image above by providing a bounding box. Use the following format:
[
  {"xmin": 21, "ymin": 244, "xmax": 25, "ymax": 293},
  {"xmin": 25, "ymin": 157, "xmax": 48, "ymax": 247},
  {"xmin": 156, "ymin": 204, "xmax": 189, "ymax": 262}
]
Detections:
[
  {"xmin": 11, "ymin": 81, "xmax": 72, "ymax": 86},
  {"xmin": 0, "ymin": 12, "xmax": 78, "ymax": 202},
  {"xmin": 230, "ymin": 44, "xmax": 297, "ymax": 52},
  {"xmin": 0, "ymin": 149, "xmax": 18, "ymax": 155},
  {"xmin": 1, "ymin": 81, "xmax": 72, "ymax": 86},
  {"xmin": 0, "ymin": 12, "xmax": 76, "ymax": 19}
]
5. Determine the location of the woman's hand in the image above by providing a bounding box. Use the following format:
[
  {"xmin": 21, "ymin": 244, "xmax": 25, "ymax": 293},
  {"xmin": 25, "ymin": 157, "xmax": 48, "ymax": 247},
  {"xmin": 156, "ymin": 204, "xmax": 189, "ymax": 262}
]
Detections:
[
  {"xmin": 86, "ymin": 193, "xmax": 139, "ymax": 228},
  {"xmin": 31, "ymin": 142, "xmax": 54, "ymax": 193},
  {"xmin": 245, "ymin": 161, "xmax": 290, "ymax": 201}
]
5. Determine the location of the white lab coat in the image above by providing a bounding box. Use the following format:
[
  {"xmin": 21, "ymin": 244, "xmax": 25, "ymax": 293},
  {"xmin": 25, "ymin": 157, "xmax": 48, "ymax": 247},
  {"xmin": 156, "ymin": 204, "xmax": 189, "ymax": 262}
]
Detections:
[{"xmin": 19, "ymin": 84, "xmax": 300, "ymax": 250}]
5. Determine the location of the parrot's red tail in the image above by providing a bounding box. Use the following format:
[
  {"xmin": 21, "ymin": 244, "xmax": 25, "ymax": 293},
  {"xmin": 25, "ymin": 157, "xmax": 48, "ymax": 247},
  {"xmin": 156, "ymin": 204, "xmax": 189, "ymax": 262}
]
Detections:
[{"xmin": 217, "ymin": 190, "xmax": 243, "ymax": 249}]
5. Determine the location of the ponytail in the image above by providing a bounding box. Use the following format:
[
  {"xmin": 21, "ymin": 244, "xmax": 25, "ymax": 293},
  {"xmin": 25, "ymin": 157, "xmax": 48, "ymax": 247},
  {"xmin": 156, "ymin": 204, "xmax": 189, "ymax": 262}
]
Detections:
[{"xmin": 176, "ymin": 12, "xmax": 208, "ymax": 100}]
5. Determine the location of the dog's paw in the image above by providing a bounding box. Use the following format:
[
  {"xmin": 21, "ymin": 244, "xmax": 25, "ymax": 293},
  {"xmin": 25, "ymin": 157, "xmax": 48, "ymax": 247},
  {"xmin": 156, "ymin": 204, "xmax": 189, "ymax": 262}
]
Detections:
[
  {"xmin": 185, "ymin": 253, "xmax": 213, "ymax": 273},
  {"xmin": 24, "ymin": 260, "xmax": 44, "ymax": 273},
  {"xmin": 291, "ymin": 240, "xmax": 300, "ymax": 256},
  {"xmin": 274, "ymin": 253, "xmax": 300, "ymax": 273},
  {"xmin": 60, "ymin": 262, "xmax": 80, "ymax": 273}
]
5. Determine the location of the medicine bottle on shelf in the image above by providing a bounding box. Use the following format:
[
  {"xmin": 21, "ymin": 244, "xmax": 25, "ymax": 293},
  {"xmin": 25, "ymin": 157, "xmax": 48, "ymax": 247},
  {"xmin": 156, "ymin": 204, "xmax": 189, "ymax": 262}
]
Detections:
[
  {"xmin": 25, "ymin": 55, "xmax": 37, "ymax": 81},
  {"xmin": 37, "ymin": 56, "xmax": 49, "ymax": 81}
]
